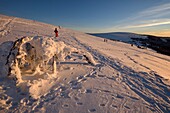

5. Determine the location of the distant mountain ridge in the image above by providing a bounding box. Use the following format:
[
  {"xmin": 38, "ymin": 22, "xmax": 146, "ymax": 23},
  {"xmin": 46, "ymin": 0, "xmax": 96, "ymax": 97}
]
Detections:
[{"xmin": 89, "ymin": 32, "xmax": 170, "ymax": 56}]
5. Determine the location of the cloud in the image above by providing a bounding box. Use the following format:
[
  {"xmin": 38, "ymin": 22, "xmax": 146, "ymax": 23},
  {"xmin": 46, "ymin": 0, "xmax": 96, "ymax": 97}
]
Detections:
[
  {"xmin": 139, "ymin": 3, "xmax": 170, "ymax": 18},
  {"xmin": 142, "ymin": 29, "xmax": 170, "ymax": 37},
  {"xmin": 125, "ymin": 19, "xmax": 170, "ymax": 28},
  {"xmin": 115, "ymin": 2, "xmax": 170, "ymax": 29}
]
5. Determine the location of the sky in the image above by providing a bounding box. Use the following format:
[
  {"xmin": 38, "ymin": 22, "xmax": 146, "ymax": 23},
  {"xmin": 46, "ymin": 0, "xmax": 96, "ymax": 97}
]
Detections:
[{"xmin": 0, "ymin": 0, "xmax": 170, "ymax": 36}]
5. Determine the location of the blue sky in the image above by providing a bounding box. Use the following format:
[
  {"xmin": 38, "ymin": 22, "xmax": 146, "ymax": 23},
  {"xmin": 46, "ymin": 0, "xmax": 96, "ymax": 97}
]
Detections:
[{"xmin": 0, "ymin": 0, "xmax": 170, "ymax": 36}]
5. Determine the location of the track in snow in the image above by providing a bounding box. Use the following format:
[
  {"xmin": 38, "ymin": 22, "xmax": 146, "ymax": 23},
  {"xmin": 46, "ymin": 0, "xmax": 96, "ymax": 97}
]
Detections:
[{"xmin": 68, "ymin": 35, "xmax": 170, "ymax": 112}]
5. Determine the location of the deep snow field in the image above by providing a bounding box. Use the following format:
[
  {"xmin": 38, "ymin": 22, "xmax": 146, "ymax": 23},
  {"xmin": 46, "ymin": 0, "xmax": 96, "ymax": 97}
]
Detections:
[{"xmin": 0, "ymin": 14, "xmax": 170, "ymax": 113}]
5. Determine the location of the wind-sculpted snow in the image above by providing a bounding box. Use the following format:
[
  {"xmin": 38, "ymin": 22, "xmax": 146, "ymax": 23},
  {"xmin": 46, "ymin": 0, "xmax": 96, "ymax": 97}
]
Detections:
[{"xmin": 0, "ymin": 36, "xmax": 96, "ymax": 100}]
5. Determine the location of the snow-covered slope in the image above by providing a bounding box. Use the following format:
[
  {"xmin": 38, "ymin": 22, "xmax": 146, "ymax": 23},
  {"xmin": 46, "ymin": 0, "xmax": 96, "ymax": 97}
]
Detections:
[
  {"xmin": 89, "ymin": 32, "xmax": 148, "ymax": 42},
  {"xmin": 90, "ymin": 32, "xmax": 170, "ymax": 56},
  {"xmin": 0, "ymin": 14, "xmax": 170, "ymax": 113}
]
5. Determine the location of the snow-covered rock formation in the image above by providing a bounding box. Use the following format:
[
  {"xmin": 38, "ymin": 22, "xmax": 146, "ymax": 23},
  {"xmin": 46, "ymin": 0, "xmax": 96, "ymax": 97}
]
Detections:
[{"xmin": 2, "ymin": 36, "xmax": 96, "ymax": 99}]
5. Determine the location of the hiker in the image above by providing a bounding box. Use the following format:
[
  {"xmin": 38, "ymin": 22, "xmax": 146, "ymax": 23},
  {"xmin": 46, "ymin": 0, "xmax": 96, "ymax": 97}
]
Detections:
[
  {"xmin": 54, "ymin": 28, "xmax": 58, "ymax": 37},
  {"xmin": 104, "ymin": 39, "xmax": 108, "ymax": 42}
]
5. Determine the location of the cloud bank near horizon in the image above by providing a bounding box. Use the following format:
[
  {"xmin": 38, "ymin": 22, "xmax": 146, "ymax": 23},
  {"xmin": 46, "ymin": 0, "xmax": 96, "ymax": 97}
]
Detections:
[{"xmin": 104, "ymin": 2, "xmax": 170, "ymax": 36}]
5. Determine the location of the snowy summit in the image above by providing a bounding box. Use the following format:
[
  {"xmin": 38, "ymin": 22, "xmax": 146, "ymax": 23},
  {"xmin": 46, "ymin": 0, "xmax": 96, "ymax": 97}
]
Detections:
[{"xmin": 0, "ymin": 14, "xmax": 170, "ymax": 113}]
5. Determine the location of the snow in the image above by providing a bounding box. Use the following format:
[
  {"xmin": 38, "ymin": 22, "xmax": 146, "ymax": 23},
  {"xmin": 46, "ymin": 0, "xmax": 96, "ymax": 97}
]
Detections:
[
  {"xmin": 90, "ymin": 32, "xmax": 148, "ymax": 42},
  {"xmin": 161, "ymin": 38, "xmax": 168, "ymax": 42},
  {"xmin": 0, "ymin": 14, "xmax": 170, "ymax": 113}
]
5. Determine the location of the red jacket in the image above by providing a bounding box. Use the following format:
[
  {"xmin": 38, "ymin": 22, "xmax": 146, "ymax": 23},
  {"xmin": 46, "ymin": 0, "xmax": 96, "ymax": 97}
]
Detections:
[{"xmin": 54, "ymin": 29, "xmax": 58, "ymax": 37}]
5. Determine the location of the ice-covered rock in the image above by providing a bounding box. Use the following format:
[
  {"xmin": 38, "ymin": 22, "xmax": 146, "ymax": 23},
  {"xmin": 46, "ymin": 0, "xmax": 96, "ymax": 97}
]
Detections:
[{"xmin": 1, "ymin": 36, "xmax": 96, "ymax": 98}]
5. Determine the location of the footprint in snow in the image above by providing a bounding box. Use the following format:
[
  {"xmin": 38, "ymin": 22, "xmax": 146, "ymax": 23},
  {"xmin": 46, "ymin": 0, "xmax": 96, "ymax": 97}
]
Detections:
[
  {"xmin": 116, "ymin": 94, "xmax": 124, "ymax": 99},
  {"xmin": 88, "ymin": 108, "xmax": 96, "ymax": 112},
  {"xmin": 107, "ymin": 76, "xmax": 115, "ymax": 80},
  {"xmin": 50, "ymin": 102, "xmax": 56, "ymax": 105},
  {"xmin": 69, "ymin": 80, "xmax": 78, "ymax": 85},
  {"xmin": 97, "ymin": 74, "xmax": 106, "ymax": 78},
  {"xmin": 62, "ymin": 104, "xmax": 69, "ymax": 108},
  {"xmin": 99, "ymin": 103, "xmax": 105, "ymax": 107},
  {"xmin": 124, "ymin": 105, "xmax": 130, "ymax": 109},
  {"xmin": 111, "ymin": 105, "xmax": 117, "ymax": 109},
  {"xmin": 76, "ymin": 102, "xmax": 83, "ymax": 105},
  {"xmin": 0, "ymin": 107, "xmax": 4, "ymax": 110},
  {"xmin": 69, "ymin": 80, "xmax": 82, "ymax": 89},
  {"xmin": 63, "ymin": 78, "xmax": 67, "ymax": 81},
  {"xmin": 74, "ymin": 97, "xmax": 80, "ymax": 101},
  {"xmin": 60, "ymin": 91, "xmax": 70, "ymax": 98},
  {"xmin": 129, "ymin": 96, "xmax": 139, "ymax": 101},
  {"xmin": 85, "ymin": 89, "xmax": 92, "ymax": 93},
  {"xmin": 6, "ymin": 100, "xmax": 12, "ymax": 105}
]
